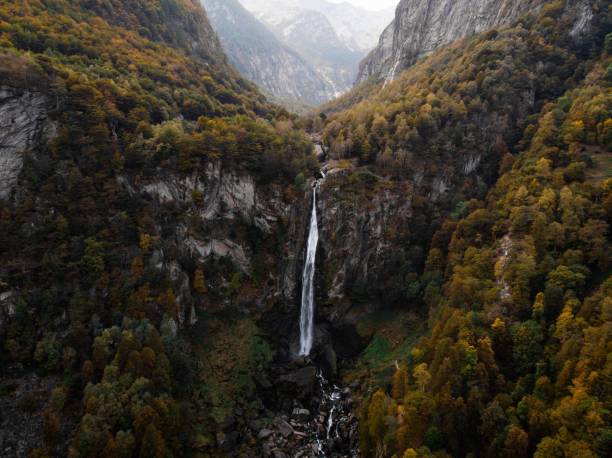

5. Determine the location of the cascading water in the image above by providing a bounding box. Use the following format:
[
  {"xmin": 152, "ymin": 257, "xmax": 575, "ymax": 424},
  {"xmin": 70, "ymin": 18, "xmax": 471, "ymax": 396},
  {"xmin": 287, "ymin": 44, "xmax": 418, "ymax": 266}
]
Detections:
[
  {"xmin": 290, "ymin": 172, "xmax": 359, "ymax": 456},
  {"xmin": 299, "ymin": 180, "xmax": 321, "ymax": 356},
  {"xmin": 287, "ymin": 369, "xmax": 358, "ymax": 457}
]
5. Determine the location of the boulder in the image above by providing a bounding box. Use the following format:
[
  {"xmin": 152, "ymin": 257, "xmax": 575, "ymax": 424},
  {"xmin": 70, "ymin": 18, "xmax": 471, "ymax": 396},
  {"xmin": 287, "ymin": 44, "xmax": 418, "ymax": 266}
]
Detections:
[
  {"xmin": 275, "ymin": 419, "xmax": 294, "ymax": 438},
  {"xmin": 258, "ymin": 429, "xmax": 274, "ymax": 440},
  {"xmin": 216, "ymin": 430, "xmax": 239, "ymax": 452},
  {"xmin": 262, "ymin": 442, "xmax": 273, "ymax": 456}
]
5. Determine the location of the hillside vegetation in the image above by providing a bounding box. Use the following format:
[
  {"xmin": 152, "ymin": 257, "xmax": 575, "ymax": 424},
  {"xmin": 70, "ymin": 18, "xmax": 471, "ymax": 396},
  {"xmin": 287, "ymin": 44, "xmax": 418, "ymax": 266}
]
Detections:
[
  {"xmin": 315, "ymin": 2, "xmax": 612, "ymax": 457},
  {"xmin": 0, "ymin": 0, "xmax": 314, "ymax": 455},
  {"xmin": 0, "ymin": 0, "xmax": 610, "ymax": 457}
]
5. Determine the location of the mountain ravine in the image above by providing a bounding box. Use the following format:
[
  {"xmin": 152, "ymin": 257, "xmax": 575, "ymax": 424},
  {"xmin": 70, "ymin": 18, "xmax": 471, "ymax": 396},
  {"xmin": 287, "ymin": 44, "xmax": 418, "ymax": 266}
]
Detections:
[
  {"xmin": 0, "ymin": 0, "xmax": 610, "ymax": 457},
  {"xmin": 201, "ymin": 0, "xmax": 339, "ymax": 108}
]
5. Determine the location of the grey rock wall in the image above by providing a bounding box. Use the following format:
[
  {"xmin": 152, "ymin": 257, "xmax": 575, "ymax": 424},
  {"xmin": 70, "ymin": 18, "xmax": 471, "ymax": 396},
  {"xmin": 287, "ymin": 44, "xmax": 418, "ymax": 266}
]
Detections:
[
  {"xmin": 357, "ymin": 0, "xmax": 545, "ymax": 84},
  {"xmin": 0, "ymin": 87, "xmax": 55, "ymax": 199}
]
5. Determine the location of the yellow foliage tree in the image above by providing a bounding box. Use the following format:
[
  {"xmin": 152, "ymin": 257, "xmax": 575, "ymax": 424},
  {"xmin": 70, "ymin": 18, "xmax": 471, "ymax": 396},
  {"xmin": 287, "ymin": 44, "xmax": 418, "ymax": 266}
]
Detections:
[{"xmin": 194, "ymin": 267, "xmax": 207, "ymax": 294}]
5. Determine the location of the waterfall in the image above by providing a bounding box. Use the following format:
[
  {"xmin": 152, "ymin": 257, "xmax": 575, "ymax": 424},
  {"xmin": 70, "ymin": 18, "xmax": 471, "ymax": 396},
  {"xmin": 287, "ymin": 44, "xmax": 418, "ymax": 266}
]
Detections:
[
  {"xmin": 289, "ymin": 172, "xmax": 360, "ymax": 456},
  {"xmin": 299, "ymin": 183, "xmax": 320, "ymax": 356}
]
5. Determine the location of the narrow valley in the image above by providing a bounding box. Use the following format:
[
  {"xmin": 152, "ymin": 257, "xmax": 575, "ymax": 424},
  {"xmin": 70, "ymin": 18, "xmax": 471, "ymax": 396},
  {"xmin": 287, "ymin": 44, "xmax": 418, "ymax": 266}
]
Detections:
[{"xmin": 0, "ymin": 1, "xmax": 610, "ymax": 458}]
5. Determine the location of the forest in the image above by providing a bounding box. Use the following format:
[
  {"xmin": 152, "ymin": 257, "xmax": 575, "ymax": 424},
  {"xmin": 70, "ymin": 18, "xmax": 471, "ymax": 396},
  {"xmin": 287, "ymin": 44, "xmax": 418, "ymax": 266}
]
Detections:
[
  {"xmin": 0, "ymin": 0, "xmax": 315, "ymax": 456},
  {"xmin": 333, "ymin": 2, "xmax": 612, "ymax": 457},
  {"xmin": 357, "ymin": 54, "xmax": 612, "ymax": 457}
]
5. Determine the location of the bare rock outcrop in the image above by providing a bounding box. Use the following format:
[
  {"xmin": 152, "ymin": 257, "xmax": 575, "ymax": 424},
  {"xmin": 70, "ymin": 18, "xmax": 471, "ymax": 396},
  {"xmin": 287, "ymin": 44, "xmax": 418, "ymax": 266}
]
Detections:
[{"xmin": 0, "ymin": 87, "xmax": 55, "ymax": 199}]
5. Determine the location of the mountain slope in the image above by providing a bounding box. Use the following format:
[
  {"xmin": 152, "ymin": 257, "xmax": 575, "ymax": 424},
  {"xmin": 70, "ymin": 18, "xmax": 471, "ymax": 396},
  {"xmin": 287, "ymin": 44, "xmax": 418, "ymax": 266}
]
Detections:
[
  {"xmin": 0, "ymin": 0, "xmax": 316, "ymax": 455},
  {"xmin": 201, "ymin": 0, "xmax": 338, "ymax": 107},
  {"xmin": 325, "ymin": 0, "xmax": 606, "ymax": 185},
  {"xmin": 302, "ymin": 0, "xmax": 606, "ymax": 329},
  {"xmin": 357, "ymin": 0, "xmax": 548, "ymax": 84},
  {"xmin": 82, "ymin": 0, "xmax": 226, "ymax": 63},
  {"xmin": 311, "ymin": 1, "xmax": 611, "ymax": 456},
  {"xmin": 274, "ymin": 8, "xmax": 362, "ymax": 97},
  {"xmin": 0, "ymin": 0, "xmax": 610, "ymax": 457},
  {"xmin": 359, "ymin": 46, "xmax": 611, "ymax": 458}
]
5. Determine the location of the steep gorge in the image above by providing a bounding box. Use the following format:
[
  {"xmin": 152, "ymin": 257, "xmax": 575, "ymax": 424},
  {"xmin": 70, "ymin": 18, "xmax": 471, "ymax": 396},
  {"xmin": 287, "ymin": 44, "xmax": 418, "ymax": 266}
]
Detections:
[
  {"xmin": 0, "ymin": 0, "xmax": 610, "ymax": 457},
  {"xmin": 201, "ymin": 0, "xmax": 339, "ymax": 108}
]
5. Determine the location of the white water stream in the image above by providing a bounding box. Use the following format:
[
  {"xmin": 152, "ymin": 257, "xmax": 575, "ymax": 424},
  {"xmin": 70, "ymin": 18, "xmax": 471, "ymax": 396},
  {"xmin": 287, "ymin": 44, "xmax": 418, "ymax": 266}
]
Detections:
[{"xmin": 299, "ymin": 182, "xmax": 320, "ymax": 356}]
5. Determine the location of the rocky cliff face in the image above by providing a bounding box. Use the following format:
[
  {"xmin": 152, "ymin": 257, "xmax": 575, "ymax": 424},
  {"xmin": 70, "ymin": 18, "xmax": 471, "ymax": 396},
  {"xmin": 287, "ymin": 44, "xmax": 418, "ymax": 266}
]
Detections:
[
  {"xmin": 263, "ymin": 167, "xmax": 424, "ymax": 372},
  {"xmin": 201, "ymin": 0, "xmax": 338, "ymax": 107},
  {"xmin": 103, "ymin": 157, "xmax": 410, "ymax": 367},
  {"xmin": 0, "ymin": 86, "xmax": 55, "ymax": 200},
  {"xmin": 317, "ymin": 175, "xmax": 413, "ymax": 306},
  {"xmin": 118, "ymin": 160, "xmax": 295, "ymax": 326},
  {"xmin": 357, "ymin": 0, "xmax": 546, "ymax": 84},
  {"xmin": 122, "ymin": 152, "xmax": 415, "ymax": 364}
]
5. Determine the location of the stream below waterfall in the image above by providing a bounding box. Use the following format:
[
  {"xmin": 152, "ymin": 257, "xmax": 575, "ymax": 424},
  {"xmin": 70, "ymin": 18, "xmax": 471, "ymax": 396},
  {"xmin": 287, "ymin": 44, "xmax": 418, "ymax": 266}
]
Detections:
[{"xmin": 290, "ymin": 370, "xmax": 359, "ymax": 457}]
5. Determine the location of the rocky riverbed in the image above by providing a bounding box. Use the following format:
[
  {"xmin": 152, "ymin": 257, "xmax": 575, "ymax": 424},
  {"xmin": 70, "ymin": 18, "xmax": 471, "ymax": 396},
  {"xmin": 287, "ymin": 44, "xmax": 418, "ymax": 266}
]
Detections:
[{"xmin": 253, "ymin": 363, "xmax": 359, "ymax": 457}]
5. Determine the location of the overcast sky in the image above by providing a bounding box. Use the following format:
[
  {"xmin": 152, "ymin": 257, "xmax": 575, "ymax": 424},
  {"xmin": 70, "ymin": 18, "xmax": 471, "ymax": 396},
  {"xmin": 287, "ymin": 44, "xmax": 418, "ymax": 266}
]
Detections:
[{"xmin": 327, "ymin": 0, "xmax": 399, "ymax": 11}]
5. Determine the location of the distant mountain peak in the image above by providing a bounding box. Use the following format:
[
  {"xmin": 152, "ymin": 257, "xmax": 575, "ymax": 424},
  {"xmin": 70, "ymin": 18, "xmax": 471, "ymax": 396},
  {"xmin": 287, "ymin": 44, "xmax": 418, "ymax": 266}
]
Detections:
[
  {"xmin": 201, "ymin": 0, "xmax": 341, "ymax": 107},
  {"xmin": 239, "ymin": 0, "xmax": 394, "ymax": 54}
]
